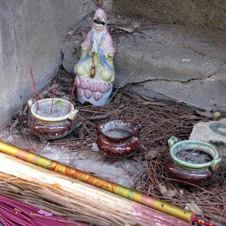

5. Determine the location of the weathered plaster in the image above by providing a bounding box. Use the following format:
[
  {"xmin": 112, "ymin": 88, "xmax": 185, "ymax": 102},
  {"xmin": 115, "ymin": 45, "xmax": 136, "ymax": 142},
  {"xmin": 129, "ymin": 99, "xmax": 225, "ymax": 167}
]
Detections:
[{"xmin": 0, "ymin": 0, "xmax": 95, "ymax": 126}]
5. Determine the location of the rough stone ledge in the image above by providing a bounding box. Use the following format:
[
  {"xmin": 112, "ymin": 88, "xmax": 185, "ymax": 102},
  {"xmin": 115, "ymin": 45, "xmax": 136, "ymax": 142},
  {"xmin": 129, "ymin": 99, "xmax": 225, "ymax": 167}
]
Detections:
[
  {"xmin": 62, "ymin": 18, "xmax": 226, "ymax": 113},
  {"xmin": 189, "ymin": 118, "xmax": 226, "ymax": 163}
]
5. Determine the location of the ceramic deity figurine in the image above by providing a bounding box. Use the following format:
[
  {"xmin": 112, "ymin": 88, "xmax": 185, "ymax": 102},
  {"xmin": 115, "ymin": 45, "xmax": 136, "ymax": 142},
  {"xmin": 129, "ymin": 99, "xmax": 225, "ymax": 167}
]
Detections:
[{"xmin": 74, "ymin": 8, "xmax": 115, "ymax": 106}]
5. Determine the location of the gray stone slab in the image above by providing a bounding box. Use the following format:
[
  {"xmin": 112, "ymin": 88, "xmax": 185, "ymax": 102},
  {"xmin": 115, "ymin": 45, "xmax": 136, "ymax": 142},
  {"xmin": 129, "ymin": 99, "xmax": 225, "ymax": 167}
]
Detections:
[
  {"xmin": 115, "ymin": 25, "xmax": 225, "ymax": 84},
  {"xmin": 102, "ymin": 0, "xmax": 226, "ymax": 31},
  {"xmin": 0, "ymin": 133, "xmax": 144, "ymax": 188},
  {"xmin": 62, "ymin": 20, "xmax": 226, "ymax": 113},
  {"xmin": 189, "ymin": 118, "xmax": 226, "ymax": 161},
  {"xmin": 130, "ymin": 71, "xmax": 226, "ymax": 112},
  {"xmin": 189, "ymin": 118, "xmax": 226, "ymax": 144},
  {"xmin": 113, "ymin": 25, "xmax": 226, "ymax": 113}
]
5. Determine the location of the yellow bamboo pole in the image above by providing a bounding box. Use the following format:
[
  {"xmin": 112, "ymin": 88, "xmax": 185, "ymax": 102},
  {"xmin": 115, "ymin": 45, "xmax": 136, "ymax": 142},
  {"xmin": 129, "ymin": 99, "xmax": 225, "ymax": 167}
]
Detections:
[
  {"xmin": 0, "ymin": 140, "xmax": 193, "ymax": 224},
  {"xmin": 0, "ymin": 152, "xmax": 191, "ymax": 226}
]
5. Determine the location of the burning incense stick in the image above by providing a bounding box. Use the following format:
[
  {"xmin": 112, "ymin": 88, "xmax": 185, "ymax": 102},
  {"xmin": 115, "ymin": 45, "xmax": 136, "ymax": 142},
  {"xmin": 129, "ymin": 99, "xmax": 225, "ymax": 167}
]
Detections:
[
  {"xmin": 68, "ymin": 79, "xmax": 76, "ymax": 113},
  {"xmin": 30, "ymin": 68, "xmax": 39, "ymax": 110},
  {"xmin": 0, "ymin": 140, "xmax": 193, "ymax": 224},
  {"xmin": 50, "ymin": 80, "xmax": 56, "ymax": 114}
]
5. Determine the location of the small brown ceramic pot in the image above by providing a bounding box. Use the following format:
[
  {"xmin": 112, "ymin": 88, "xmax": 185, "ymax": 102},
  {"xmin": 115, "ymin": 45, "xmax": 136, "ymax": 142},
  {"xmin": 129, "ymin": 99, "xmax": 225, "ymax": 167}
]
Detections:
[
  {"xmin": 96, "ymin": 120, "xmax": 142, "ymax": 161},
  {"xmin": 28, "ymin": 98, "xmax": 78, "ymax": 142},
  {"xmin": 166, "ymin": 136, "xmax": 221, "ymax": 186}
]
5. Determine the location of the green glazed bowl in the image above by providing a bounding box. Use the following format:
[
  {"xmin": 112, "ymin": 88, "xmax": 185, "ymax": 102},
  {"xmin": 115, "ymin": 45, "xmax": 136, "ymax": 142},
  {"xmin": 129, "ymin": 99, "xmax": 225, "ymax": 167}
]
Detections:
[{"xmin": 168, "ymin": 136, "xmax": 221, "ymax": 171}]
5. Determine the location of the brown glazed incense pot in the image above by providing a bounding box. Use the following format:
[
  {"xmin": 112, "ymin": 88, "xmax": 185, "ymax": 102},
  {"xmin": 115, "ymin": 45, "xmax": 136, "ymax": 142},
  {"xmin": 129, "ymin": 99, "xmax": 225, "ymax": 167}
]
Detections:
[
  {"xmin": 166, "ymin": 136, "xmax": 221, "ymax": 186},
  {"xmin": 96, "ymin": 120, "xmax": 142, "ymax": 161},
  {"xmin": 28, "ymin": 98, "xmax": 78, "ymax": 142}
]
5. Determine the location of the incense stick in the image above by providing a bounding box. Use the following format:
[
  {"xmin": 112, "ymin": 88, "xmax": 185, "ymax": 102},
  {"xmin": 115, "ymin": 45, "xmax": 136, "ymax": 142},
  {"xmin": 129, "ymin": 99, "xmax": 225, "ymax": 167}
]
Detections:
[
  {"xmin": 192, "ymin": 215, "xmax": 216, "ymax": 226},
  {"xmin": 0, "ymin": 155, "xmax": 190, "ymax": 226},
  {"xmin": 50, "ymin": 80, "xmax": 56, "ymax": 114},
  {"xmin": 0, "ymin": 140, "xmax": 194, "ymax": 223},
  {"xmin": 68, "ymin": 79, "xmax": 76, "ymax": 113},
  {"xmin": 0, "ymin": 194, "xmax": 81, "ymax": 226},
  {"xmin": 30, "ymin": 68, "xmax": 39, "ymax": 110}
]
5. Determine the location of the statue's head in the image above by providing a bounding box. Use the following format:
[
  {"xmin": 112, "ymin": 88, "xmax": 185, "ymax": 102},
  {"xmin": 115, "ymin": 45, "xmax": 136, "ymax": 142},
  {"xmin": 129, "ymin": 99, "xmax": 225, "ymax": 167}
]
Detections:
[{"xmin": 93, "ymin": 8, "xmax": 107, "ymax": 33}]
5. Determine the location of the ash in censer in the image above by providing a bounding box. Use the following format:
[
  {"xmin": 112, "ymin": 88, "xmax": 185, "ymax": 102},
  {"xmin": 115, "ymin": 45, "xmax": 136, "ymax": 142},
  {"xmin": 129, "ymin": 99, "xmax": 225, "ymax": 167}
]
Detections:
[
  {"xmin": 104, "ymin": 129, "xmax": 133, "ymax": 139},
  {"xmin": 35, "ymin": 101, "xmax": 68, "ymax": 118},
  {"xmin": 100, "ymin": 120, "xmax": 134, "ymax": 139},
  {"xmin": 175, "ymin": 149, "xmax": 213, "ymax": 164}
]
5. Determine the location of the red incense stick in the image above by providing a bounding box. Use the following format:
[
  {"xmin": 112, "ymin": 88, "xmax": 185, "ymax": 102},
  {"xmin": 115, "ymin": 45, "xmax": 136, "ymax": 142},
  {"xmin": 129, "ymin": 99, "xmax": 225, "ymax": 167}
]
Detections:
[
  {"xmin": 30, "ymin": 69, "xmax": 39, "ymax": 110},
  {"xmin": 192, "ymin": 216, "xmax": 216, "ymax": 226},
  {"xmin": 68, "ymin": 79, "xmax": 76, "ymax": 113},
  {"xmin": 50, "ymin": 80, "xmax": 56, "ymax": 114}
]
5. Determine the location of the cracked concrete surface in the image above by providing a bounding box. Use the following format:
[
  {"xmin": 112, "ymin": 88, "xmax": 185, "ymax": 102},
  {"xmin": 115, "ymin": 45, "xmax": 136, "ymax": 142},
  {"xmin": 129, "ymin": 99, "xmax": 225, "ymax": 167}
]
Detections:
[
  {"xmin": 62, "ymin": 17, "xmax": 226, "ymax": 113},
  {"xmin": 114, "ymin": 24, "xmax": 226, "ymax": 112}
]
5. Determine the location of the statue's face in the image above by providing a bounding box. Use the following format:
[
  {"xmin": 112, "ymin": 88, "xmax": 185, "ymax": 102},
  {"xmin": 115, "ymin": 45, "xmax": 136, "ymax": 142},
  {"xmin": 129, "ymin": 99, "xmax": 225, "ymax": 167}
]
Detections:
[{"xmin": 93, "ymin": 13, "xmax": 106, "ymax": 32}]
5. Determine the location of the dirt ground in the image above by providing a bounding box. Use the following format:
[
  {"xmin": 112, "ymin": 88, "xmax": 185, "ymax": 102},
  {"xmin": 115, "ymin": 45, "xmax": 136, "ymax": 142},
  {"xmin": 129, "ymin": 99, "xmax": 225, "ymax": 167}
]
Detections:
[{"xmin": 0, "ymin": 68, "xmax": 225, "ymax": 225}]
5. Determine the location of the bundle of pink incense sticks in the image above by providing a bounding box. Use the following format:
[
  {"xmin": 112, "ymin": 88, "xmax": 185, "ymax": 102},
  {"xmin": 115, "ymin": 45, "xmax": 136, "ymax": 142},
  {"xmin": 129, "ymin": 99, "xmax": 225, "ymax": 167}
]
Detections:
[{"xmin": 0, "ymin": 195, "xmax": 86, "ymax": 226}]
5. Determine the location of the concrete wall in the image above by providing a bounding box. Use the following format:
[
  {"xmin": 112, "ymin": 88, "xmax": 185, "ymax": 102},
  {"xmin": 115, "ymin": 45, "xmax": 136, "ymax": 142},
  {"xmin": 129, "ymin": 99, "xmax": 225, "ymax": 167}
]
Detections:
[
  {"xmin": 0, "ymin": 0, "xmax": 95, "ymax": 126},
  {"xmin": 102, "ymin": 0, "xmax": 226, "ymax": 30},
  {"xmin": 97, "ymin": 0, "xmax": 226, "ymax": 113}
]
